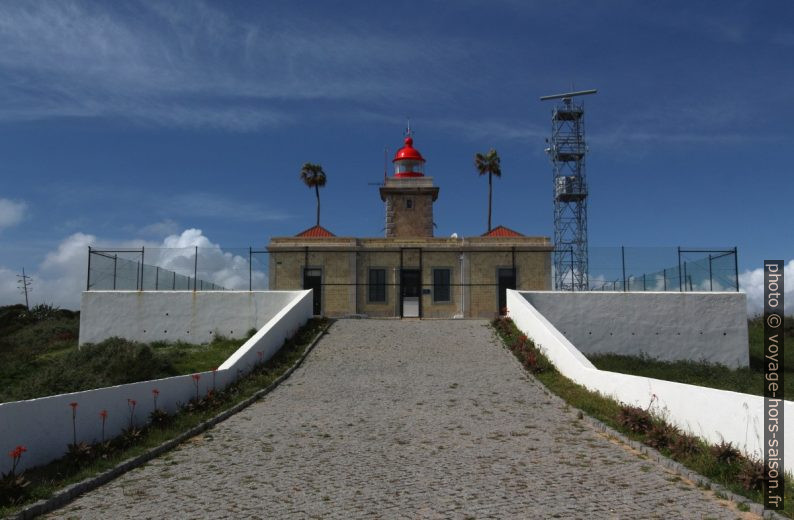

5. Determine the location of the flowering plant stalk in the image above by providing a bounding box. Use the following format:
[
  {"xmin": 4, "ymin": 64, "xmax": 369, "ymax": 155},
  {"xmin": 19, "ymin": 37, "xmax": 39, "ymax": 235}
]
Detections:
[
  {"xmin": 7, "ymin": 445, "xmax": 27, "ymax": 476},
  {"xmin": 99, "ymin": 410, "xmax": 108, "ymax": 443},
  {"xmin": 69, "ymin": 402, "xmax": 78, "ymax": 446},
  {"xmin": 191, "ymin": 374, "xmax": 201, "ymax": 402},
  {"xmin": 127, "ymin": 399, "xmax": 137, "ymax": 429}
]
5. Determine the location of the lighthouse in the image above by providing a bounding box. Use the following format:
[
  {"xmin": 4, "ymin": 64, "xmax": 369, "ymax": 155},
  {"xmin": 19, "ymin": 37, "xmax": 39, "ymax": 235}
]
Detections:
[
  {"xmin": 268, "ymin": 126, "xmax": 552, "ymax": 318},
  {"xmin": 379, "ymin": 134, "xmax": 439, "ymax": 238}
]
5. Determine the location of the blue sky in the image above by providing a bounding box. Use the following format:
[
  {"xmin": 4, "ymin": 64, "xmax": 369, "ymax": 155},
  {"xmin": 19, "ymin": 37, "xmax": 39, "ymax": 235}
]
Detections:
[{"xmin": 0, "ymin": 1, "xmax": 792, "ymax": 310}]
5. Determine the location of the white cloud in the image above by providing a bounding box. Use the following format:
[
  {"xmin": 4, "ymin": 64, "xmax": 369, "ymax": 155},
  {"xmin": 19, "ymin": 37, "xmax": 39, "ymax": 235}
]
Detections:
[
  {"xmin": 0, "ymin": 198, "xmax": 27, "ymax": 230},
  {"xmin": 0, "ymin": 228, "xmax": 265, "ymax": 309},
  {"xmin": 0, "ymin": 1, "xmax": 467, "ymax": 130},
  {"xmin": 149, "ymin": 229, "xmax": 263, "ymax": 291},
  {"xmin": 138, "ymin": 219, "xmax": 180, "ymax": 237},
  {"xmin": 739, "ymin": 260, "xmax": 793, "ymax": 316}
]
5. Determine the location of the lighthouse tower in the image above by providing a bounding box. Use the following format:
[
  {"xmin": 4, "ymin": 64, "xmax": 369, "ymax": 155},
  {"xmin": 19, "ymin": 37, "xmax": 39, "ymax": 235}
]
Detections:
[{"xmin": 379, "ymin": 133, "xmax": 439, "ymax": 237}]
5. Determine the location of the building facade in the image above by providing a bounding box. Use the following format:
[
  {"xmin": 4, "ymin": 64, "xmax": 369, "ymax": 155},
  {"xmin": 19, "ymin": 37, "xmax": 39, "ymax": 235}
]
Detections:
[{"xmin": 268, "ymin": 134, "xmax": 552, "ymax": 318}]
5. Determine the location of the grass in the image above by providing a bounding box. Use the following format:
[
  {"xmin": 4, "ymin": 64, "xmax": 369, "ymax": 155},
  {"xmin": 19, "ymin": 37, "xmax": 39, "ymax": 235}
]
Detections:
[
  {"xmin": 0, "ymin": 317, "xmax": 329, "ymax": 517},
  {"xmin": 0, "ymin": 304, "xmax": 252, "ymax": 403},
  {"xmin": 586, "ymin": 316, "xmax": 794, "ymax": 397},
  {"xmin": 491, "ymin": 316, "xmax": 794, "ymax": 518}
]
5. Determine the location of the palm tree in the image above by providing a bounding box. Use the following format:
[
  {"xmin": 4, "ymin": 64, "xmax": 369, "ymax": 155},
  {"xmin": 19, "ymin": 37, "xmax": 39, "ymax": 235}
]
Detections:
[
  {"xmin": 299, "ymin": 163, "xmax": 327, "ymax": 227},
  {"xmin": 474, "ymin": 148, "xmax": 501, "ymax": 232}
]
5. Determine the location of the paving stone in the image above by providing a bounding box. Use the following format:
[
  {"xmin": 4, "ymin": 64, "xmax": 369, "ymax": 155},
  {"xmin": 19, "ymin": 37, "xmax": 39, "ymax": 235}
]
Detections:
[{"xmin": 46, "ymin": 320, "xmax": 755, "ymax": 519}]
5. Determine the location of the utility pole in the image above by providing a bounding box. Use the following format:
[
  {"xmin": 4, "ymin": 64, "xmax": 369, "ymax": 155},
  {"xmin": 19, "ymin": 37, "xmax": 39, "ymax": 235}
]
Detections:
[{"xmin": 17, "ymin": 268, "xmax": 32, "ymax": 311}]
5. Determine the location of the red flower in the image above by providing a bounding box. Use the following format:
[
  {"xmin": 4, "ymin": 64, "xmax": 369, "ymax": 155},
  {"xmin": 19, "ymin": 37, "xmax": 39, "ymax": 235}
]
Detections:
[
  {"xmin": 99, "ymin": 410, "xmax": 108, "ymax": 419},
  {"xmin": 152, "ymin": 388, "xmax": 160, "ymax": 397},
  {"xmin": 128, "ymin": 399, "xmax": 137, "ymax": 407},
  {"xmin": 8, "ymin": 445, "xmax": 27, "ymax": 459},
  {"xmin": 69, "ymin": 402, "xmax": 78, "ymax": 410},
  {"xmin": 191, "ymin": 374, "xmax": 201, "ymax": 382}
]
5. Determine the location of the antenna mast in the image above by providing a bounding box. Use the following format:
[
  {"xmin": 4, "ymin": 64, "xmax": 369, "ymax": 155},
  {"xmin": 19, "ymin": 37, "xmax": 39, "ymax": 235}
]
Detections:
[{"xmin": 540, "ymin": 88, "xmax": 597, "ymax": 291}]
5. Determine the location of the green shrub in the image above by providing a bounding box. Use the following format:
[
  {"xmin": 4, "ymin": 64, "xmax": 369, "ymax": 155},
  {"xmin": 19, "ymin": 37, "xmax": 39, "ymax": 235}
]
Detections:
[
  {"xmin": 670, "ymin": 433, "xmax": 702, "ymax": 458},
  {"xmin": 737, "ymin": 458, "xmax": 767, "ymax": 491},
  {"xmin": 711, "ymin": 441, "xmax": 742, "ymax": 465},
  {"xmin": 645, "ymin": 422, "xmax": 679, "ymax": 450},
  {"xmin": 616, "ymin": 405, "xmax": 653, "ymax": 434}
]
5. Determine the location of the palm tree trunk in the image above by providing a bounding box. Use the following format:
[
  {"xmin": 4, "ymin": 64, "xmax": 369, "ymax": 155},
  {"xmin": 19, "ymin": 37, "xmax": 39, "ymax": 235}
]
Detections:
[
  {"xmin": 488, "ymin": 172, "xmax": 492, "ymax": 232},
  {"xmin": 315, "ymin": 184, "xmax": 320, "ymax": 226}
]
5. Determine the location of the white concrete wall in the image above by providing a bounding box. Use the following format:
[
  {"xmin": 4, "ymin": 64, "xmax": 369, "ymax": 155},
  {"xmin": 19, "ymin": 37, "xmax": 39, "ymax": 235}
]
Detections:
[
  {"xmin": 507, "ymin": 290, "xmax": 794, "ymax": 474},
  {"xmin": 0, "ymin": 290, "xmax": 312, "ymax": 472},
  {"xmin": 218, "ymin": 289, "xmax": 313, "ymax": 375},
  {"xmin": 79, "ymin": 291, "xmax": 301, "ymax": 345},
  {"xmin": 521, "ymin": 291, "xmax": 749, "ymax": 368}
]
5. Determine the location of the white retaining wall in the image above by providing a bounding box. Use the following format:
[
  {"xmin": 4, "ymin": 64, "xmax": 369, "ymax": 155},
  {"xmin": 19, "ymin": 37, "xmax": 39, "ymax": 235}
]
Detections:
[
  {"xmin": 507, "ymin": 290, "xmax": 793, "ymax": 473},
  {"xmin": 79, "ymin": 291, "xmax": 301, "ymax": 345},
  {"xmin": 0, "ymin": 290, "xmax": 312, "ymax": 473},
  {"xmin": 521, "ymin": 291, "xmax": 749, "ymax": 368}
]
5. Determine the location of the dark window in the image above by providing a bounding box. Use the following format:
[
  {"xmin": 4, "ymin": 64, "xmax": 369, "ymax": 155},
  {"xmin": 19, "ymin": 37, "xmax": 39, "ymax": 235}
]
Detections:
[
  {"xmin": 369, "ymin": 268, "xmax": 386, "ymax": 302},
  {"xmin": 433, "ymin": 268, "xmax": 451, "ymax": 303},
  {"xmin": 406, "ymin": 199, "xmax": 413, "ymax": 209}
]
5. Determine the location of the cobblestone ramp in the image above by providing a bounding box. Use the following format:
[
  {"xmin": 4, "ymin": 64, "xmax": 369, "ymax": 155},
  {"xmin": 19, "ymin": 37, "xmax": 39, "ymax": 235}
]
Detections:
[{"xmin": 48, "ymin": 320, "xmax": 754, "ymax": 519}]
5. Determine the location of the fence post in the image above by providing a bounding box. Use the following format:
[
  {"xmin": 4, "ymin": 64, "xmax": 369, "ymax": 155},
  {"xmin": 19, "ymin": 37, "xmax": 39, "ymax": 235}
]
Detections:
[
  {"xmin": 683, "ymin": 261, "xmax": 688, "ymax": 292},
  {"xmin": 733, "ymin": 246, "xmax": 739, "ymax": 291},
  {"xmin": 643, "ymin": 273, "xmax": 646, "ymax": 291},
  {"xmin": 136, "ymin": 261, "xmax": 140, "ymax": 290},
  {"xmin": 708, "ymin": 254, "xmax": 713, "ymax": 291},
  {"xmin": 621, "ymin": 246, "xmax": 626, "ymax": 292},
  {"xmin": 155, "ymin": 266, "xmax": 159, "ymax": 290},
  {"xmin": 113, "ymin": 254, "xmax": 117, "ymax": 290},
  {"xmin": 249, "ymin": 247, "xmax": 252, "ymax": 292},
  {"xmin": 663, "ymin": 268, "xmax": 667, "ymax": 291},
  {"xmin": 677, "ymin": 247, "xmax": 683, "ymax": 292},
  {"xmin": 172, "ymin": 271, "xmax": 176, "ymax": 290},
  {"xmin": 140, "ymin": 247, "xmax": 145, "ymax": 291},
  {"xmin": 193, "ymin": 246, "xmax": 198, "ymax": 293},
  {"xmin": 86, "ymin": 246, "xmax": 92, "ymax": 291}
]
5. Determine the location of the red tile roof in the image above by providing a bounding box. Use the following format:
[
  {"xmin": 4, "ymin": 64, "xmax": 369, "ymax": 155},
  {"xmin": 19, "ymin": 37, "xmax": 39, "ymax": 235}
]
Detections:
[
  {"xmin": 481, "ymin": 225, "xmax": 524, "ymax": 237},
  {"xmin": 296, "ymin": 225, "xmax": 336, "ymax": 238}
]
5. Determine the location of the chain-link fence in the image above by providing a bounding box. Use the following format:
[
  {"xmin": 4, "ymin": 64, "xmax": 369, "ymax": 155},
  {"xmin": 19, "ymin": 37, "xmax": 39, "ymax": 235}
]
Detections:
[
  {"xmin": 86, "ymin": 245, "xmax": 738, "ymax": 297},
  {"xmin": 86, "ymin": 248, "xmax": 253, "ymax": 291},
  {"xmin": 586, "ymin": 247, "xmax": 738, "ymax": 292}
]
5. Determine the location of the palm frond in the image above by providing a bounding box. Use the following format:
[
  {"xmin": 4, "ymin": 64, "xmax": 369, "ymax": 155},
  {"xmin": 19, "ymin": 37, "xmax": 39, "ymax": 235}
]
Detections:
[
  {"xmin": 300, "ymin": 162, "xmax": 327, "ymax": 187},
  {"xmin": 474, "ymin": 148, "xmax": 501, "ymax": 177}
]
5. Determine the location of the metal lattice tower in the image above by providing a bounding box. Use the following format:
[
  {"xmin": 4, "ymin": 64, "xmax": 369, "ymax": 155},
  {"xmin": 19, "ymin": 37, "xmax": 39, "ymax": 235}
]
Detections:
[{"xmin": 540, "ymin": 89, "xmax": 596, "ymax": 291}]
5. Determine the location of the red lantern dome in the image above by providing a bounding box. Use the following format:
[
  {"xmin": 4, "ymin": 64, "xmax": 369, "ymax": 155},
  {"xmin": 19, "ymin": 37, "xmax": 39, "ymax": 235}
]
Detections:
[{"xmin": 392, "ymin": 137, "xmax": 425, "ymax": 178}]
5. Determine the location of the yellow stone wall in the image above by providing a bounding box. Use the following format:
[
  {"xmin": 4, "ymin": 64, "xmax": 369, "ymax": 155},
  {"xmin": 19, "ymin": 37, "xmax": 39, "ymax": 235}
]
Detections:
[
  {"xmin": 384, "ymin": 192, "xmax": 434, "ymax": 238},
  {"xmin": 267, "ymin": 236, "xmax": 552, "ymax": 318}
]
